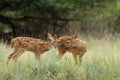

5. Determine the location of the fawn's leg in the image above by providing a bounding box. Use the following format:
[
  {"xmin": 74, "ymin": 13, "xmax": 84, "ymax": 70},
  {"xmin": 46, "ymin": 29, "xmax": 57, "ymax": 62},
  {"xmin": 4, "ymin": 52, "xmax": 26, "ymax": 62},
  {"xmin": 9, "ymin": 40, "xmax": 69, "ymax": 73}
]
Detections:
[
  {"xmin": 79, "ymin": 56, "xmax": 83, "ymax": 65},
  {"xmin": 12, "ymin": 48, "xmax": 25, "ymax": 62},
  {"xmin": 58, "ymin": 53, "xmax": 65, "ymax": 58},
  {"xmin": 78, "ymin": 52, "xmax": 84, "ymax": 65},
  {"xmin": 72, "ymin": 53, "xmax": 77, "ymax": 64},
  {"xmin": 58, "ymin": 50, "xmax": 66, "ymax": 59},
  {"xmin": 35, "ymin": 52, "xmax": 41, "ymax": 60},
  {"xmin": 7, "ymin": 48, "xmax": 17, "ymax": 64}
]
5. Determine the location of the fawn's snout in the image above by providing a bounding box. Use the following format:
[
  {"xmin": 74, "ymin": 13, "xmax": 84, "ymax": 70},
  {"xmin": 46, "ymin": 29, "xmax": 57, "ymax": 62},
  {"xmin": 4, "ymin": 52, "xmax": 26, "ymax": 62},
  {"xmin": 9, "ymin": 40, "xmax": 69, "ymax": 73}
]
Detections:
[{"xmin": 59, "ymin": 44, "xmax": 66, "ymax": 48}]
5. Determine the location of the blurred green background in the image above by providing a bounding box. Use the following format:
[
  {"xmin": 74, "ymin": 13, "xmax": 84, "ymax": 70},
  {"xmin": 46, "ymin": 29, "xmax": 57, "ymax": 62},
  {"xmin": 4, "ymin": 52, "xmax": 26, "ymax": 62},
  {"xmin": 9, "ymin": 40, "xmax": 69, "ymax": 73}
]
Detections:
[{"xmin": 0, "ymin": 0, "xmax": 120, "ymax": 41}]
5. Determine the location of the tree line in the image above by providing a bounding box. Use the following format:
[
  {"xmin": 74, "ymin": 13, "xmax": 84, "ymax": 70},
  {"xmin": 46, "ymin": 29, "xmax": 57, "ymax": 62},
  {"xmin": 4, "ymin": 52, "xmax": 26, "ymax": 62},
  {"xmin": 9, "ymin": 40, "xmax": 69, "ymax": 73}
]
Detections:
[{"xmin": 0, "ymin": 0, "xmax": 120, "ymax": 41}]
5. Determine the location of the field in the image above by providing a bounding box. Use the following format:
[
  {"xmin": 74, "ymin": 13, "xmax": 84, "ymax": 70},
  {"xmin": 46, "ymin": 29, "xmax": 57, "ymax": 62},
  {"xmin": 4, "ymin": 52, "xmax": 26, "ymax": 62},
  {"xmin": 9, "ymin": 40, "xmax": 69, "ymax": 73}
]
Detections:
[{"xmin": 0, "ymin": 34, "xmax": 120, "ymax": 80}]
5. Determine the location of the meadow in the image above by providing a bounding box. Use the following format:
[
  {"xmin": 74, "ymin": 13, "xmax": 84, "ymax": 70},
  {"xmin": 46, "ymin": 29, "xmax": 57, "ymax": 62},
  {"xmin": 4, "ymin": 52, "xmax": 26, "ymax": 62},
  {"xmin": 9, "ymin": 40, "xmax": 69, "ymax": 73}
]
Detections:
[{"xmin": 0, "ymin": 34, "xmax": 120, "ymax": 80}]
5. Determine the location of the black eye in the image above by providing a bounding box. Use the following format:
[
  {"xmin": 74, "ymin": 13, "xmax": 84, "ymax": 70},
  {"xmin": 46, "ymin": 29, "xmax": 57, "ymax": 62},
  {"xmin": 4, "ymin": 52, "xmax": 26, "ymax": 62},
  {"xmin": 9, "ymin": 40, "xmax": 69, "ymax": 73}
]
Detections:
[
  {"xmin": 66, "ymin": 41, "xmax": 69, "ymax": 43},
  {"xmin": 57, "ymin": 41, "xmax": 61, "ymax": 44}
]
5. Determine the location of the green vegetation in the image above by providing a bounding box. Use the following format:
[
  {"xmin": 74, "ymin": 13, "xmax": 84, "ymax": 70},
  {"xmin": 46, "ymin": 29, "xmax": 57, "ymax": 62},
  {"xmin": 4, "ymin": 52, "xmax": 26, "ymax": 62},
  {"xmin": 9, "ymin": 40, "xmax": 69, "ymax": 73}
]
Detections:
[
  {"xmin": 0, "ymin": 34, "xmax": 120, "ymax": 80},
  {"xmin": 0, "ymin": 0, "xmax": 120, "ymax": 39}
]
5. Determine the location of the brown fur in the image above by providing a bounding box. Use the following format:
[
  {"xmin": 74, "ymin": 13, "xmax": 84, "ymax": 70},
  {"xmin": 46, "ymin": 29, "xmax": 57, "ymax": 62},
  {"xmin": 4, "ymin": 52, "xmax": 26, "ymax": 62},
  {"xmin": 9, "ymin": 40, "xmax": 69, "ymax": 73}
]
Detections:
[
  {"xmin": 7, "ymin": 34, "xmax": 54, "ymax": 64},
  {"xmin": 52, "ymin": 35, "xmax": 87, "ymax": 64}
]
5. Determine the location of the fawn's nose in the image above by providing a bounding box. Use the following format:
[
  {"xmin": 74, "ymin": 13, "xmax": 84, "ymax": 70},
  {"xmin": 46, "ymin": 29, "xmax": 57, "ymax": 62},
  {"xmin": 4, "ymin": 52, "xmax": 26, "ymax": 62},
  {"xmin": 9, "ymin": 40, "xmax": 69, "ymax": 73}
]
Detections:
[{"xmin": 60, "ymin": 44, "xmax": 65, "ymax": 47}]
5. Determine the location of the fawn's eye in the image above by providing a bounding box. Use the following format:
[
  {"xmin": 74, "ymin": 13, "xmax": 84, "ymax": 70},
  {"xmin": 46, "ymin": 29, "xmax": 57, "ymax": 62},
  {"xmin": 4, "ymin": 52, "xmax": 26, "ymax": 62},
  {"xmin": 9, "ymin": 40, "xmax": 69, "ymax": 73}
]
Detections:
[
  {"xmin": 66, "ymin": 41, "xmax": 70, "ymax": 43},
  {"xmin": 57, "ymin": 41, "xmax": 60, "ymax": 43},
  {"xmin": 57, "ymin": 41, "xmax": 61, "ymax": 45}
]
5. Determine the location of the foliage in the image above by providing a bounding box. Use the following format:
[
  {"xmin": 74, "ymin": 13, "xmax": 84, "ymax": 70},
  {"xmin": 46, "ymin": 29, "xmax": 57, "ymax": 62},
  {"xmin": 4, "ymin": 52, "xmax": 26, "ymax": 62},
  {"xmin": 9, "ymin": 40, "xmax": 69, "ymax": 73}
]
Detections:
[
  {"xmin": 0, "ymin": 0, "xmax": 120, "ymax": 40},
  {"xmin": 74, "ymin": 0, "xmax": 120, "ymax": 33},
  {"xmin": 0, "ymin": 0, "xmax": 77, "ymax": 36}
]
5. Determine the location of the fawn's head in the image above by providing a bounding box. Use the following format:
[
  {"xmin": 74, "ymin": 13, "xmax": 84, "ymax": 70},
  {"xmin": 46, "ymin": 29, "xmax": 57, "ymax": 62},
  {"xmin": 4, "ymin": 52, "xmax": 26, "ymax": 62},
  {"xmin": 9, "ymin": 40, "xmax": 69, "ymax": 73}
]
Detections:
[{"xmin": 55, "ymin": 34, "xmax": 78, "ymax": 48}]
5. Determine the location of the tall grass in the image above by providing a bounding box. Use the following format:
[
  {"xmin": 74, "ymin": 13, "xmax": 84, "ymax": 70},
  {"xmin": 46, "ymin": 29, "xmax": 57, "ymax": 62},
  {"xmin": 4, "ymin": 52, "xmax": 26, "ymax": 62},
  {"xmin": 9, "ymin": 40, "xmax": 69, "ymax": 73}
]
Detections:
[{"xmin": 0, "ymin": 35, "xmax": 120, "ymax": 80}]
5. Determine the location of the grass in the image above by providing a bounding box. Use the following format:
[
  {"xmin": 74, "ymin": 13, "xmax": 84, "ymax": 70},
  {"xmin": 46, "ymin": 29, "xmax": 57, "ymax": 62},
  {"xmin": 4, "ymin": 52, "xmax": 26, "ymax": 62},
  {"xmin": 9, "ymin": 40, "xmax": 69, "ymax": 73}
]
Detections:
[{"xmin": 0, "ymin": 34, "xmax": 120, "ymax": 80}]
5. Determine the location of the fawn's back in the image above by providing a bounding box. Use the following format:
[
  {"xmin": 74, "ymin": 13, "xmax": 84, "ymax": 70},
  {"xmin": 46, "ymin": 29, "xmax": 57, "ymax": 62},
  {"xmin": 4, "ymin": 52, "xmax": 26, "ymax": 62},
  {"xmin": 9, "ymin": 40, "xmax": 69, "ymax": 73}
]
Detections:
[{"xmin": 11, "ymin": 37, "xmax": 52, "ymax": 52}]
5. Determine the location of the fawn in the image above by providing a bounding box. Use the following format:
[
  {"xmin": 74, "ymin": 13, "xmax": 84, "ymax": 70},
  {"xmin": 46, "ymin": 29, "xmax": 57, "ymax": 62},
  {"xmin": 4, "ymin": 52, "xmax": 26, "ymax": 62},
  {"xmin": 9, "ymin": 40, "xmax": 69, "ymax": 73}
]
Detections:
[
  {"xmin": 7, "ymin": 33, "xmax": 55, "ymax": 64},
  {"xmin": 50, "ymin": 34, "xmax": 87, "ymax": 64}
]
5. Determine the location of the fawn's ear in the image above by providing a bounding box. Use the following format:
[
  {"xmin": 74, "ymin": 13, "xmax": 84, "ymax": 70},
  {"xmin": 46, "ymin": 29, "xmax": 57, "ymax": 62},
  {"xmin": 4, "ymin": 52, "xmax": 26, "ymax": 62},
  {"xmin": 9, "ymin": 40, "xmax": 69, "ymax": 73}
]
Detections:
[
  {"xmin": 47, "ymin": 33, "xmax": 54, "ymax": 42},
  {"xmin": 72, "ymin": 34, "xmax": 78, "ymax": 39}
]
